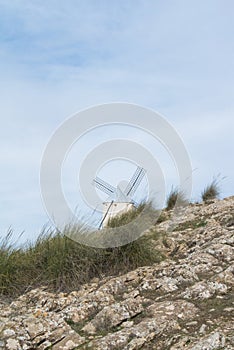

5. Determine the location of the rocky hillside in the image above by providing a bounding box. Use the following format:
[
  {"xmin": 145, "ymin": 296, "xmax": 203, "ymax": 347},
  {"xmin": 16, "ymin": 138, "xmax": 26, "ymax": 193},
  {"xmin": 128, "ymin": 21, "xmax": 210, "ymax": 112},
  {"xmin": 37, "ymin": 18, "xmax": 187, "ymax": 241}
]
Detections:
[{"xmin": 0, "ymin": 197, "xmax": 233, "ymax": 350}]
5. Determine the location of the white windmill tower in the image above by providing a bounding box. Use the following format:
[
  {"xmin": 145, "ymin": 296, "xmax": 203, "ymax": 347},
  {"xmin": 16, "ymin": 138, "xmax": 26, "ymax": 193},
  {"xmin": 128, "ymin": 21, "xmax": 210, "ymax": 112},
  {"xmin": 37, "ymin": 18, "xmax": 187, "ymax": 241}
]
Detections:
[{"xmin": 93, "ymin": 166, "xmax": 146, "ymax": 229}]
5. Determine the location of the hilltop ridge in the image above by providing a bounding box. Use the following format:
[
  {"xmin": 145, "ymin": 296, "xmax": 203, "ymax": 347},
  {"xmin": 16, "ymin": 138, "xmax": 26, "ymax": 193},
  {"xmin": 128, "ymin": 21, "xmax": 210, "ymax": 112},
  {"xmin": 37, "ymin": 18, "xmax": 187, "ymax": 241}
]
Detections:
[{"xmin": 0, "ymin": 196, "xmax": 234, "ymax": 349}]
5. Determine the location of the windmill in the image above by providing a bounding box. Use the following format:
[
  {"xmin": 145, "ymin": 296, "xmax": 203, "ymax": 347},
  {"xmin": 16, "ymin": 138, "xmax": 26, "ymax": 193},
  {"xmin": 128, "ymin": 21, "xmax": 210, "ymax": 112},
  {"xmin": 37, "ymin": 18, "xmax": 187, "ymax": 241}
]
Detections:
[{"xmin": 93, "ymin": 166, "xmax": 146, "ymax": 229}]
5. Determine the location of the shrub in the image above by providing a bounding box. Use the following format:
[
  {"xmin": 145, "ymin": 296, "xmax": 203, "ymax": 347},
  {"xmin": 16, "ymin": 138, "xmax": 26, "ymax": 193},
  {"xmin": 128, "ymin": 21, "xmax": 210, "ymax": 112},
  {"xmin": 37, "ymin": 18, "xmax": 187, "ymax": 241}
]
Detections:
[
  {"xmin": 0, "ymin": 223, "xmax": 163, "ymax": 298},
  {"xmin": 107, "ymin": 202, "xmax": 146, "ymax": 228},
  {"xmin": 166, "ymin": 187, "xmax": 188, "ymax": 211},
  {"xmin": 201, "ymin": 178, "xmax": 220, "ymax": 202}
]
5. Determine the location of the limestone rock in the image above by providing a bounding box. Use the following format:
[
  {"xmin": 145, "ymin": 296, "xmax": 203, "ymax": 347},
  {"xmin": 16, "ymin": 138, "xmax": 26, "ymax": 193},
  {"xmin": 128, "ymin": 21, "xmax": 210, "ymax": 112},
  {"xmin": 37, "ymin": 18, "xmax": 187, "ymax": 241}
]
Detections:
[{"xmin": 0, "ymin": 196, "xmax": 233, "ymax": 349}]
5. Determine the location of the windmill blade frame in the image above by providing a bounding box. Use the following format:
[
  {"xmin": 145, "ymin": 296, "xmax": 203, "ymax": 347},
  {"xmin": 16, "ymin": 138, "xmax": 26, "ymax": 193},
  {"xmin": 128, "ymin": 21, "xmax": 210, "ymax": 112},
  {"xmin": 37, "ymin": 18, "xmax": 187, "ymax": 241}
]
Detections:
[
  {"xmin": 124, "ymin": 167, "xmax": 146, "ymax": 197},
  {"xmin": 124, "ymin": 166, "xmax": 142, "ymax": 196},
  {"xmin": 93, "ymin": 177, "xmax": 116, "ymax": 196}
]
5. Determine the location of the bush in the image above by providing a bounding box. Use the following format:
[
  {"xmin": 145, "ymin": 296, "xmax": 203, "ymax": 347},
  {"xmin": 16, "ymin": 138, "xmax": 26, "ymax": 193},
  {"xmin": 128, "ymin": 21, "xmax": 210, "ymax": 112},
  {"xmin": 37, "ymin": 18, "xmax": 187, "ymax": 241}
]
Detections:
[
  {"xmin": 201, "ymin": 178, "xmax": 220, "ymax": 202},
  {"xmin": 107, "ymin": 202, "xmax": 146, "ymax": 228},
  {"xmin": 166, "ymin": 187, "xmax": 188, "ymax": 211},
  {"xmin": 0, "ymin": 224, "xmax": 163, "ymax": 298}
]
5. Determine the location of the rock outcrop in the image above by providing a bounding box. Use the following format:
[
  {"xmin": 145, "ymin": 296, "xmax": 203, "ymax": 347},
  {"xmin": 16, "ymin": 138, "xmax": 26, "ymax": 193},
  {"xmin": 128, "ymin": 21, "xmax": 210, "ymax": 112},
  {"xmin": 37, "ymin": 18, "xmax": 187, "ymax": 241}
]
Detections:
[{"xmin": 0, "ymin": 197, "xmax": 233, "ymax": 349}]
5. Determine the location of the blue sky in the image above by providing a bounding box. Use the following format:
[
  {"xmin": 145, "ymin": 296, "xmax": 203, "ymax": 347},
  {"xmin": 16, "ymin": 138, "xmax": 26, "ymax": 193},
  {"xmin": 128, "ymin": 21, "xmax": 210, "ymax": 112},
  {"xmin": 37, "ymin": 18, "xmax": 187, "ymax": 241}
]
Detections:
[{"xmin": 0, "ymin": 1, "xmax": 233, "ymax": 243}]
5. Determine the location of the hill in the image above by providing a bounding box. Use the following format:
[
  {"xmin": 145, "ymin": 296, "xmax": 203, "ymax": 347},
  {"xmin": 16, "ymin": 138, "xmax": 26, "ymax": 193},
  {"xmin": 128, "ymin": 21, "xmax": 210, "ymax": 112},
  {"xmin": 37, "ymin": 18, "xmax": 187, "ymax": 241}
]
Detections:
[{"xmin": 0, "ymin": 196, "xmax": 233, "ymax": 349}]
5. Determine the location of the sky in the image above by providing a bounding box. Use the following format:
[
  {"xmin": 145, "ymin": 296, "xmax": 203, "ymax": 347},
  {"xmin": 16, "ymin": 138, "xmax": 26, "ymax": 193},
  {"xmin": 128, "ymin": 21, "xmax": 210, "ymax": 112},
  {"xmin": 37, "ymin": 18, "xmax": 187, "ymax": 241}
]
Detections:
[{"xmin": 0, "ymin": 0, "xmax": 233, "ymax": 243}]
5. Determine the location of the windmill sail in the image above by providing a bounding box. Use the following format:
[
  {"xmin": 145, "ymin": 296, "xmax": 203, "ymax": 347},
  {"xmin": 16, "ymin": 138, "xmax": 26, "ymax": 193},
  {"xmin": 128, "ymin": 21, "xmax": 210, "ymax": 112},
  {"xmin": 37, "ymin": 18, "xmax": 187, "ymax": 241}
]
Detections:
[
  {"xmin": 124, "ymin": 167, "xmax": 146, "ymax": 197},
  {"xmin": 93, "ymin": 177, "xmax": 115, "ymax": 196}
]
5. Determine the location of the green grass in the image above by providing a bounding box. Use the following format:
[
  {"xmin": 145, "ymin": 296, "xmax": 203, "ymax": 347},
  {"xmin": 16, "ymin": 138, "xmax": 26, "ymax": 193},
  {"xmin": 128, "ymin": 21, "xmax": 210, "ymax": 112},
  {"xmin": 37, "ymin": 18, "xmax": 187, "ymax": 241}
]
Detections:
[
  {"xmin": 0, "ymin": 225, "xmax": 162, "ymax": 298},
  {"xmin": 106, "ymin": 202, "xmax": 168, "ymax": 229},
  {"xmin": 106, "ymin": 202, "xmax": 146, "ymax": 228},
  {"xmin": 166, "ymin": 187, "xmax": 188, "ymax": 211},
  {"xmin": 201, "ymin": 178, "xmax": 220, "ymax": 202},
  {"xmin": 173, "ymin": 219, "xmax": 207, "ymax": 231}
]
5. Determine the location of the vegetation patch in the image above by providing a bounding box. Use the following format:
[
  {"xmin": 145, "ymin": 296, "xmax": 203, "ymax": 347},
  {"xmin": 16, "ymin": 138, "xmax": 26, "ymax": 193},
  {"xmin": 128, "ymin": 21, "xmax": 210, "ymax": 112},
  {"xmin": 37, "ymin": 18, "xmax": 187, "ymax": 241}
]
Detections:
[
  {"xmin": 0, "ymin": 227, "xmax": 163, "ymax": 298},
  {"xmin": 106, "ymin": 203, "xmax": 146, "ymax": 228},
  {"xmin": 173, "ymin": 219, "xmax": 207, "ymax": 232},
  {"xmin": 201, "ymin": 178, "xmax": 221, "ymax": 202},
  {"xmin": 166, "ymin": 188, "xmax": 188, "ymax": 211}
]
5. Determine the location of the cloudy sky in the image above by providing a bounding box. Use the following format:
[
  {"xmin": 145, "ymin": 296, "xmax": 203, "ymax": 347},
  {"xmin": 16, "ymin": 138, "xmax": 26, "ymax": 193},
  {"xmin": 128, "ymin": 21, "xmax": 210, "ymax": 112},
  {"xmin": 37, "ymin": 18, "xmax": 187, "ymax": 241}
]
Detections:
[{"xmin": 0, "ymin": 1, "xmax": 233, "ymax": 243}]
